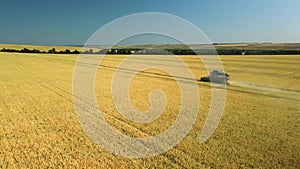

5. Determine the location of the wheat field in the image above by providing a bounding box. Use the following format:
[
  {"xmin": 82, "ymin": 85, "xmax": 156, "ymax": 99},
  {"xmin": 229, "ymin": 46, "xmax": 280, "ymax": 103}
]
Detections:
[{"xmin": 0, "ymin": 51, "xmax": 299, "ymax": 168}]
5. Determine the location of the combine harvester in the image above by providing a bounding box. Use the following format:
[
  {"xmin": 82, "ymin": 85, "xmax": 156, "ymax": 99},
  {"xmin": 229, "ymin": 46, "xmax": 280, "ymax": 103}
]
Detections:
[{"xmin": 200, "ymin": 70, "xmax": 230, "ymax": 84}]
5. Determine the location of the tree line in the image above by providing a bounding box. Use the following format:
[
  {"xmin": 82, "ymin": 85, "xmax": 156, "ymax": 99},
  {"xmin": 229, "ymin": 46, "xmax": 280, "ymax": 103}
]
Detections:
[
  {"xmin": 0, "ymin": 48, "xmax": 80, "ymax": 54},
  {"xmin": 1, "ymin": 47, "xmax": 300, "ymax": 55},
  {"xmin": 83, "ymin": 48, "xmax": 300, "ymax": 55}
]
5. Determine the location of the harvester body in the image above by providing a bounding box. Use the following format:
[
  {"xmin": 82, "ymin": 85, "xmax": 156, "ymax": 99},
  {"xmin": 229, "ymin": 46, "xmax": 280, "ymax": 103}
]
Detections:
[{"xmin": 200, "ymin": 70, "xmax": 229, "ymax": 84}]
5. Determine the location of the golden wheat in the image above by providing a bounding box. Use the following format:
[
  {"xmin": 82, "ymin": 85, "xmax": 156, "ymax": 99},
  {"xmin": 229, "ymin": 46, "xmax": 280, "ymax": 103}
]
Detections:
[{"xmin": 0, "ymin": 51, "xmax": 299, "ymax": 168}]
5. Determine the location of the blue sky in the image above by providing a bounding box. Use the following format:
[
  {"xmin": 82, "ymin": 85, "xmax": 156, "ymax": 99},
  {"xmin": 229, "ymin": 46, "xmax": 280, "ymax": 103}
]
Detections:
[{"xmin": 0, "ymin": 0, "xmax": 299, "ymax": 45}]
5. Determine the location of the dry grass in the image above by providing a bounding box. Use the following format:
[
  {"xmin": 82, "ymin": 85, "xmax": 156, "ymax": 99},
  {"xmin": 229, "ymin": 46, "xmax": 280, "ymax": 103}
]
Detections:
[{"xmin": 0, "ymin": 51, "xmax": 299, "ymax": 168}]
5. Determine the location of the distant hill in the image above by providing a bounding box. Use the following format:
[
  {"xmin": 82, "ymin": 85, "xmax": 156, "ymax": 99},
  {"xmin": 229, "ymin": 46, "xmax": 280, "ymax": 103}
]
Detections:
[{"xmin": 117, "ymin": 43, "xmax": 300, "ymax": 50}]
